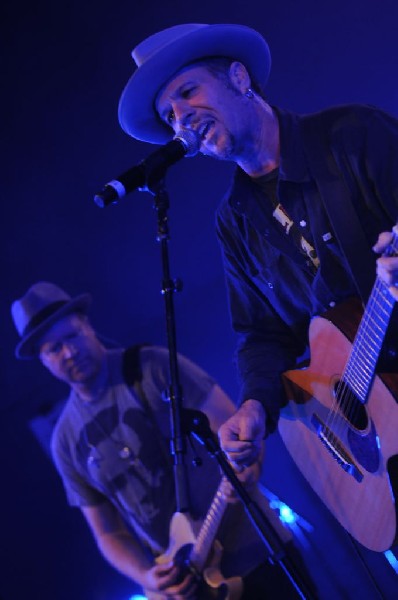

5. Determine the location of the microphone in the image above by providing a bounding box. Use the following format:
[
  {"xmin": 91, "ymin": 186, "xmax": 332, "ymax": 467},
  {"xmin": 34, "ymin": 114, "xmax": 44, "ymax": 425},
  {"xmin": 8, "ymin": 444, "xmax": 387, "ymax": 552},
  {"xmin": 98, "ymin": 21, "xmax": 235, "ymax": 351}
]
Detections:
[{"xmin": 94, "ymin": 129, "xmax": 200, "ymax": 208}]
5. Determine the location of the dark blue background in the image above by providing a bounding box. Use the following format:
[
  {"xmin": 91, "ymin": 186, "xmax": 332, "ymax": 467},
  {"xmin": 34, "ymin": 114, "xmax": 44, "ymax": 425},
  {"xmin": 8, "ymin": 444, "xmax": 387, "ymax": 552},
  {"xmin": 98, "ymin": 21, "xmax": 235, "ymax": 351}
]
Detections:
[{"xmin": 2, "ymin": 1, "xmax": 398, "ymax": 598}]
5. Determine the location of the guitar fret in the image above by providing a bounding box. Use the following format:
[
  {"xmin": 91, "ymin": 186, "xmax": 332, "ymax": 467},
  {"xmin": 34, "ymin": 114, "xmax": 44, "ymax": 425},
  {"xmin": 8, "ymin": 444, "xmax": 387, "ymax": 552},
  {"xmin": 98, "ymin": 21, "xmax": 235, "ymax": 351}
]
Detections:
[
  {"xmin": 190, "ymin": 486, "xmax": 227, "ymax": 572},
  {"xmin": 344, "ymin": 231, "xmax": 397, "ymax": 401}
]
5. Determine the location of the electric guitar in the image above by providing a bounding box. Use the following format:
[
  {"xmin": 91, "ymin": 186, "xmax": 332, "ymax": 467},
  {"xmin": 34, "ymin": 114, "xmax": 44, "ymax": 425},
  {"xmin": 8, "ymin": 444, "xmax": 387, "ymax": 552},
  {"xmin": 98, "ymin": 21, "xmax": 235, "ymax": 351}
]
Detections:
[
  {"xmin": 279, "ymin": 230, "xmax": 398, "ymax": 552},
  {"xmin": 144, "ymin": 480, "xmax": 243, "ymax": 600}
]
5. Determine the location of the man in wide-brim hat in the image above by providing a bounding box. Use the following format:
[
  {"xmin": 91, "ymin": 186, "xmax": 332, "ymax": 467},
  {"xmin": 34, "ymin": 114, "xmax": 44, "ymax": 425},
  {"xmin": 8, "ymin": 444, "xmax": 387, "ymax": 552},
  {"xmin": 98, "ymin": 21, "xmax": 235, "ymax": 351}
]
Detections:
[
  {"xmin": 117, "ymin": 20, "xmax": 280, "ymax": 484},
  {"xmin": 115, "ymin": 21, "xmax": 398, "ymax": 600}
]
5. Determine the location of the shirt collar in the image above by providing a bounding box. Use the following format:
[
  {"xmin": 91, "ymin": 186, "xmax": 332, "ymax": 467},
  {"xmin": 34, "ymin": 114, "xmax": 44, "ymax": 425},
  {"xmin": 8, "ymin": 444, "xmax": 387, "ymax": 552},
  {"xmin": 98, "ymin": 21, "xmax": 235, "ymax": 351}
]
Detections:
[
  {"xmin": 227, "ymin": 106, "xmax": 310, "ymax": 213},
  {"xmin": 272, "ymin": 105, "xmax": 311, "ymax": 182}
]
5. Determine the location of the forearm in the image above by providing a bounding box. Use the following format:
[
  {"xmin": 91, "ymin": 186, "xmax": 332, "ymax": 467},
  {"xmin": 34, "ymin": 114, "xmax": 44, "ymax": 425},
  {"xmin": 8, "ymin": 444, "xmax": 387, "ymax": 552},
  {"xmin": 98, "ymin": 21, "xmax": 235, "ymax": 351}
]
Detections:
[
  {"xmin": 95, "ymin": 528, "xmax": 153, "ymax": 586},
  {"xmin": 81, "ymin": 503, "xmax": 153, "ymax": 587},
  {"xmin": 82, "ymin": 503, "xmax": 194, "ymax": 596},
  {"xmin": 236, "ymin": 336, "xmax": 301, "ymax": 435}
]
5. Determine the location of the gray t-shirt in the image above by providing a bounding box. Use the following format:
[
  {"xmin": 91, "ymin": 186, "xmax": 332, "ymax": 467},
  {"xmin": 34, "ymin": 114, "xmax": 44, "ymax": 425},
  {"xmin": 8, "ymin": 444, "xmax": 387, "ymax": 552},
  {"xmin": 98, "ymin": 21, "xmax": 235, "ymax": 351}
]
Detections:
[{"xmin": 51, "ymin": 345, "xmax": 290, "ymax": 576}]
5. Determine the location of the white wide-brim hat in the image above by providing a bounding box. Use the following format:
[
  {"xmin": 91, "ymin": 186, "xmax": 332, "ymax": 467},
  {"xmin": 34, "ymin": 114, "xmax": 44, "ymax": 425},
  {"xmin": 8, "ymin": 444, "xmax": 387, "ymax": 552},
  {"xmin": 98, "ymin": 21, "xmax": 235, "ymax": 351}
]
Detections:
[{"xmin": 118, "ymin": 23, "xmax": 271, "ymax": 144}]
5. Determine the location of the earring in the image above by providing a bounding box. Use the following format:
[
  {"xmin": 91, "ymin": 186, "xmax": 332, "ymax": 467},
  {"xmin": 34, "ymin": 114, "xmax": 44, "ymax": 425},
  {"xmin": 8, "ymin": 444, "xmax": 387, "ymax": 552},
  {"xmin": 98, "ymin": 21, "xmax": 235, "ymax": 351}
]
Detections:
[{"xmin": 245, "ymin": 87, "xmax": 254, "ymax": 99}]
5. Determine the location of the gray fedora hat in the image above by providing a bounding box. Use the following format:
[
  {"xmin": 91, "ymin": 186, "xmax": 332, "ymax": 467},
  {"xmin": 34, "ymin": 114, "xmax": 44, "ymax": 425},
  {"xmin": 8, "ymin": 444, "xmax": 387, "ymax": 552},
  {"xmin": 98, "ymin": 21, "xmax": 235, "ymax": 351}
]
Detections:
[
  {"xmin": 11, "ymin": 281, "xmax": 91, "ymax": 359},
  {"xmin": 118, "ymin": 23, "xmax": 271, "ymax": 145}
]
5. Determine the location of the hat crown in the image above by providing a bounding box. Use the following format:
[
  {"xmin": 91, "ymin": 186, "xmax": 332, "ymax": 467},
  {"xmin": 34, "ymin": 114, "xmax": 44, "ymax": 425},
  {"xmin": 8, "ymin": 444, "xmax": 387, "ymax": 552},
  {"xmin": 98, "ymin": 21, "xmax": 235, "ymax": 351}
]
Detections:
[
  {"xmin": 11, "ymin": 282, "xmax": 91, "ymax": 359},
  {"xmin": 11, "ymin": 282, "xmax": 72, "ymax": 337},
  {"xmin": 132, "ymin": 23, "xmax": 207, "ymax": 68}
]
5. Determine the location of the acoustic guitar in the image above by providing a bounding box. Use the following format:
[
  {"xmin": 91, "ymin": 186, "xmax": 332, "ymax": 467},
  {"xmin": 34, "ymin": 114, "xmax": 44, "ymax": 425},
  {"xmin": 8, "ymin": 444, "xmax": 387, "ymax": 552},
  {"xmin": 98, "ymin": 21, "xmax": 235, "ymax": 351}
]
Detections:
[
  {"xmin": 144, "ymin": 480, "xmax": 243, "ymax": 599},
  {"xmin": 279, "ymin": 232, "xmax": 398, "ymax": 552}
]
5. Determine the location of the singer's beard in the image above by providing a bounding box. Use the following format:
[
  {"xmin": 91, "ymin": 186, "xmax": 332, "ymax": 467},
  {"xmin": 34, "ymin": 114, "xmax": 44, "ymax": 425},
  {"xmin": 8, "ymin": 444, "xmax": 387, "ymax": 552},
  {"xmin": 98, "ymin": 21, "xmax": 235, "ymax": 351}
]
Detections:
[{"xmin": 201, "ymin": 129, "xmax": 240, "ymax": 162}]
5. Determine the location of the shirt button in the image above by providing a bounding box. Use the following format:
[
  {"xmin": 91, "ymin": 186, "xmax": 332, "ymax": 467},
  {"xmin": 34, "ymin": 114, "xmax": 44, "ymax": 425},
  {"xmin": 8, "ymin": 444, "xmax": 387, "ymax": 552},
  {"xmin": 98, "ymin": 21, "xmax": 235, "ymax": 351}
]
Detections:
[
  {"xmin": 268, "ymin": 282, "xmax": 274, "ymax": 289},
  {"xmin": 329, "ymin": 301, "xmax": 336, "ymax": 307},
  {"xmin": 299, "ymin": 220, "xmax": 307, "ymax": 227}
]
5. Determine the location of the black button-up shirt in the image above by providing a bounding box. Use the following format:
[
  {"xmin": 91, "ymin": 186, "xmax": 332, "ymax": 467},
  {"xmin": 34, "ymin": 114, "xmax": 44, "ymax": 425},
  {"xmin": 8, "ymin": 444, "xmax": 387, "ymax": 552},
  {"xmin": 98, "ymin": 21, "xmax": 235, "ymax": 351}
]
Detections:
[{"xmin": 216, "ymin": 104, "xmax": 398, "ymax": 434}]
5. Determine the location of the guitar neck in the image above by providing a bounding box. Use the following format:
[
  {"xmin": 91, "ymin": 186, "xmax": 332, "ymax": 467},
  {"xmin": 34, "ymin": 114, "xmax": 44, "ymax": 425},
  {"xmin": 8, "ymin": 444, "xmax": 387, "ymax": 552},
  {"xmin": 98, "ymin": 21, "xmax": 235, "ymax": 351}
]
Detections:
[
  {"xmin": 344, "ymin": 230, "xmax": 398, "ymax": 401},
  {"xmin": 189, "ymin": 482, "xmax": 227, "ymax": 573}
]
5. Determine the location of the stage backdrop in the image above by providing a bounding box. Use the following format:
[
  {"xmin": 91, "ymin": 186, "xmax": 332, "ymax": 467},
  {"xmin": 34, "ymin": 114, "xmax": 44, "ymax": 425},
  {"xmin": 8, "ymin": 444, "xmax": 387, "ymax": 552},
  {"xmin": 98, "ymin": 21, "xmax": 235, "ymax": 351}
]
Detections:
[{"xmin": 2, "ymin": 1, "xmax": 398, "ymax": 598}]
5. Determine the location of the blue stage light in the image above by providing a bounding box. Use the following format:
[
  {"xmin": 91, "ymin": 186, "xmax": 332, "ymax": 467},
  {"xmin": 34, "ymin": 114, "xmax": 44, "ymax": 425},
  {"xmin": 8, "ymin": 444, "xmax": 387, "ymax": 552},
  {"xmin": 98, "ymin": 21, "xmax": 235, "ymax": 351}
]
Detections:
[
  {"xmin": 278, "ymin": 503, "xmax": 296, "ymax": 524},
  {"xmin": 259, "ymin": 483, "xmax": 313, "ymax": 549},
  {"xmin": 384, "ymin": 550, "xmax": 398, "ymax": 574}
]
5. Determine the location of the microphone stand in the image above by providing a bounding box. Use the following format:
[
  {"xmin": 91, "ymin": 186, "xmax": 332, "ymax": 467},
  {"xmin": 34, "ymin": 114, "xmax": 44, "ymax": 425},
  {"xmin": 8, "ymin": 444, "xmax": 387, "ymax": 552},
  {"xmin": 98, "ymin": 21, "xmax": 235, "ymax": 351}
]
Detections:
[
  {"xmin": 145, "ymin": 170, "xmax": 314, "ymax": 597},
  {"xmin": 96, "ymin": 165, "xmax": 313, "ymax": 598},
  {"xmin": 146, "ymin": 176, "xmax": 190, "ymax": 513}
]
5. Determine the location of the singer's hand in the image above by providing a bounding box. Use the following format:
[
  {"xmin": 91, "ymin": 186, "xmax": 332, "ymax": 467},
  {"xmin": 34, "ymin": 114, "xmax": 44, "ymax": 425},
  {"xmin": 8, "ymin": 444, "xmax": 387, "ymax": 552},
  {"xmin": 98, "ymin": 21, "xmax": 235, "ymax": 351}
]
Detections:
[
  {"xmin": 218, "ymin": 400, "xmax": 265, "ymax": 469},
  {"xmin": 374, "ymin": 228, "xmax": 398, "ymax": 301}
]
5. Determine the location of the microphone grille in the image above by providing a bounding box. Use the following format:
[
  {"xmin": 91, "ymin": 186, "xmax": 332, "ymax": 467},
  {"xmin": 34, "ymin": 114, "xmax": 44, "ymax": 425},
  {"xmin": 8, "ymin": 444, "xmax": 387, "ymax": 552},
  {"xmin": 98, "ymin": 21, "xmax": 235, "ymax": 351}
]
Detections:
[{"xmin": 174, "ymin": 128, "xmax": 200, "ymax": 157}]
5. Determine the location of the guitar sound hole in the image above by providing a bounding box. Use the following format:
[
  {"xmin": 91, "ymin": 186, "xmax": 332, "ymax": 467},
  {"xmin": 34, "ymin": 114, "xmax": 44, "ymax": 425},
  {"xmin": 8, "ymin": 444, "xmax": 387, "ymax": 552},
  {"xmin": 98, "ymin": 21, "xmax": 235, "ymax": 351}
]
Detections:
[{"xmin": 334, "ymin": 380, "xmax": 368, "ymax": 431}]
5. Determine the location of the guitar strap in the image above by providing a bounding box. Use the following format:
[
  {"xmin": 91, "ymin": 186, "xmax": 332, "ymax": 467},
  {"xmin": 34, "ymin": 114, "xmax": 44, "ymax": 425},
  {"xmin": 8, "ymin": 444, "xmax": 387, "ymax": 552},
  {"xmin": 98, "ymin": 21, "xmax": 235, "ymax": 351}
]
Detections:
[
  {"xmin": 122, "ymin": 344, "xmax": 145, "ymax": 386},
  {"xmin": 122, "ymin": 343, "xmax": 174, "ymax": 461},
  {"xmin": 122, "ymin": 343, "xmax": 158, "ymax": 415},
  {"xmin": 301, "ymin": 117, "xmax": 376, "ymax": 304},
  {"xmin": 122, "ymin": 343, "xmax": 155, "ymax": 412}
]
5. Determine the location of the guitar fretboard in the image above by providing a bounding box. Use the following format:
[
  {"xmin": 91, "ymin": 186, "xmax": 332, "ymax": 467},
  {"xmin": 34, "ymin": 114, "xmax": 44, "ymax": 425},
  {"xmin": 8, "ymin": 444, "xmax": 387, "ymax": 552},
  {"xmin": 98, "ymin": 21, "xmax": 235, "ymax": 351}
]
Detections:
[
  {"xmin": 344, "ymin": 231, "xmax": 398, "ymax": 402},
  {"xmin": 189, "ymin": 483, "xmax": 227, "ymax": 572}
]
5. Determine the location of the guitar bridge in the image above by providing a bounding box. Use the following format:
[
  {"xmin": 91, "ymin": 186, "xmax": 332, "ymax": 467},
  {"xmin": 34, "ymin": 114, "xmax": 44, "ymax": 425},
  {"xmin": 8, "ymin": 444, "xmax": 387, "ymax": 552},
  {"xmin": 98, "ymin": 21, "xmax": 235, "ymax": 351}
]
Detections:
[{"xmin": 311, "ymin": 414, "xmax": 363, "ymax": 483}]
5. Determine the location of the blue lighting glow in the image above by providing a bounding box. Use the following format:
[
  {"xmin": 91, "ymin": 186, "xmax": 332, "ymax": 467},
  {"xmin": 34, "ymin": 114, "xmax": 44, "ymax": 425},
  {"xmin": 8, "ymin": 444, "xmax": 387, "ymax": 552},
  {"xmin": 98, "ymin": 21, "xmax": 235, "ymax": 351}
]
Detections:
[
  {"xmin": 278, "ymin": 503, "xmax": 296, "ymax": 524},
  {"xmin": 384, "ymin": 550, "xmax": 398, "ymax": 574},
  {"xmin": 129, "ymin": 595, "xmax": 147, "ymax": 600},
  {"xmin": 259, "ymin": 484, "xmax": 313, "ymax": 549}
]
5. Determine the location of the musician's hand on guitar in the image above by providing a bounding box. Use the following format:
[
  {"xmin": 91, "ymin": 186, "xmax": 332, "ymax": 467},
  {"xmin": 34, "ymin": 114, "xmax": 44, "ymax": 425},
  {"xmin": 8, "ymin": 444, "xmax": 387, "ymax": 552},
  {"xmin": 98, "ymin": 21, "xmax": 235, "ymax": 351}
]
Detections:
[
  {"xmin": 218, "ymin": 399, "xmax": 265, "ymax": 469},
  {"xmin": 373, "ymin": 228, "xmax": 398, "ymax": 301},
  {"xmin": 142, "ymin": 560, "xmax": 198, "ymax": 599}
]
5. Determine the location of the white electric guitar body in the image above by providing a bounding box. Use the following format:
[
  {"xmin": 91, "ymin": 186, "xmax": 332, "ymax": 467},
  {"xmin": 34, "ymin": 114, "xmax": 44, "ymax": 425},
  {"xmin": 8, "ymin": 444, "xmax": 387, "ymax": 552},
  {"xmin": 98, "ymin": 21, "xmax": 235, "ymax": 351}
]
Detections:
[{"xmin": 144, "ymin": 482, "xmax": 243, "ymax": 600}]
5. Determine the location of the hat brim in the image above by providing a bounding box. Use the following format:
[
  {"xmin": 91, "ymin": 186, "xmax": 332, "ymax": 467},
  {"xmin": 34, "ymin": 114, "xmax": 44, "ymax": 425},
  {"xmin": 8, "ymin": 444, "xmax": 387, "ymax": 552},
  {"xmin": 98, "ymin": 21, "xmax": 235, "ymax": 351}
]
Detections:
[
  {"xmin": 16, "ymin": 294, "xmax": 92, "ymax": 359},
  {"xmin": 118, "ymin": 24, "xmax": 271, "ymax": 144}
]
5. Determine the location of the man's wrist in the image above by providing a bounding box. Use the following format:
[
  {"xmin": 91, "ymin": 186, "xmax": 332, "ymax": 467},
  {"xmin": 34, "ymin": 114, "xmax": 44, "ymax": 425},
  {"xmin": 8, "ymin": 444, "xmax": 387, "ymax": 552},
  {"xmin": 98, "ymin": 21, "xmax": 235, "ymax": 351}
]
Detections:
[
  {"xmin": 241, "ymin": 398, "xmax": 269, "ymax": 437},
  {"xmin": 241, "ymin": 398, "xmax": 265, "ymax": 415}
]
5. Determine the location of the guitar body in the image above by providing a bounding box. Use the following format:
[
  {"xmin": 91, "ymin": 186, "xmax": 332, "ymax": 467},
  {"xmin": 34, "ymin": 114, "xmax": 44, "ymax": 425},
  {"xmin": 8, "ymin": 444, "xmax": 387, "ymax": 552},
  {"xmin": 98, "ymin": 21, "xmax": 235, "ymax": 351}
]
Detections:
[
  {"xmin": 279, "ymin": 298, "xmax": 398, "ymax": 551},
  {"xmin": 144, "ymin": 511, "xmax": 243, "ymax": 600}
]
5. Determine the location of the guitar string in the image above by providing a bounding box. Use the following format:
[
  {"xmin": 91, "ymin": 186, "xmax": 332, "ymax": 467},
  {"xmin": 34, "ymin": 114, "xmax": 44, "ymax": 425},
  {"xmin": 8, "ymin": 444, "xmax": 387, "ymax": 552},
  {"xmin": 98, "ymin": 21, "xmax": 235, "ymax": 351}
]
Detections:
[
  {"xmin": 190, "ymin": 485, "xmax": 226, "ymax": 571},
  {"xmin": 342, "ymin": 232, "xmax": 398, "ymax": 434},
  {"xmin": 325, "ymin": 229, "xmax": 398, "ymax": 459},
  {"xmin": 339, "ymin": 280, "xmax": 379, "ymax": 433},
  {"xmin": 330, "ymin": 259, "xmax": 390, "ymax": 439},
  {"xmin": 333, "ymin": 283, "xmax": 376, "ymax": 435}
]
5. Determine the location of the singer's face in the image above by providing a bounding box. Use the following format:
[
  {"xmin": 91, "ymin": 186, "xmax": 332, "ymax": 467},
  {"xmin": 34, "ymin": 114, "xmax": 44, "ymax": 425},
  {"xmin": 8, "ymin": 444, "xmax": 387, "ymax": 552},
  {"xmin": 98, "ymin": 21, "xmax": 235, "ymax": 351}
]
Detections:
[
  {"xmin": 39, "ymin": 314, "xmax": 104, "ymax": 386},
  {"xmin": 156, "ymin": 62, "xmax": 255, "ymax": 162}
]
